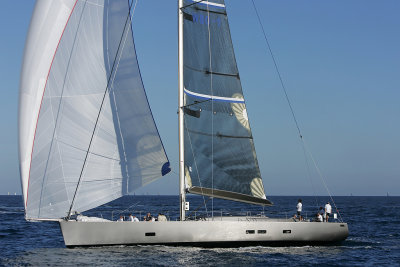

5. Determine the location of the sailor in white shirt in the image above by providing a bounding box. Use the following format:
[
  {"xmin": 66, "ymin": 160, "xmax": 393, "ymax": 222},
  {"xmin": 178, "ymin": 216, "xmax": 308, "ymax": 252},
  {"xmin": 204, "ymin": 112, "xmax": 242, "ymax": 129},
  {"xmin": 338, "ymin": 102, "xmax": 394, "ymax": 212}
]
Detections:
[
  {"xmin": 157, "ymin": 213, "xmax": 167, "ymax": 221},
  {"xmin": 117, "ymin": 215, "xmax": 124, "ymax": 222},
  {"xmin": 128, "ymin": 214, "xmax": 139, "ymax": 222},
  {"xmin": 325, "ymin": 202, "xmax": 332, "ymax": 222},
  {"xmin": 296, "ymin": 199, "xmax": 303, "ymax": 220},
  {"xmin": 317, "ymin": 212, "xmax": 323, "ymax": 222}
]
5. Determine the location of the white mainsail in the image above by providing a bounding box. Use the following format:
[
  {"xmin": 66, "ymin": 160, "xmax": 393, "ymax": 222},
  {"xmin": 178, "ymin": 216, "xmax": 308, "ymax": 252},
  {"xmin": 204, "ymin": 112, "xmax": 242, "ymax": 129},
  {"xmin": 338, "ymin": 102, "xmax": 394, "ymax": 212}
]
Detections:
[
  {"xmin": 180, "ymin": 0, "xmax": 271, "ymax": 206},
  {"xmin": 19, "ymin": 0, "xmax": 170, "ymax": 220}
]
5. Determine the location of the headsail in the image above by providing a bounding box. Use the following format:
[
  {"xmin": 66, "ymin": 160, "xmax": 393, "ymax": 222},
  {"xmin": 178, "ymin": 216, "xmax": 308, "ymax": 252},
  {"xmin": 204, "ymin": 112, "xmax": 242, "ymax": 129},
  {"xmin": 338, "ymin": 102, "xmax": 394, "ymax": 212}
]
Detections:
[
  {"xmin": 181, "ymin": 0, "xmax": 271, "ymax": 205},
  {"xmin": 18, "ymin": 0, "xmax": 170, "ymax": 220}
]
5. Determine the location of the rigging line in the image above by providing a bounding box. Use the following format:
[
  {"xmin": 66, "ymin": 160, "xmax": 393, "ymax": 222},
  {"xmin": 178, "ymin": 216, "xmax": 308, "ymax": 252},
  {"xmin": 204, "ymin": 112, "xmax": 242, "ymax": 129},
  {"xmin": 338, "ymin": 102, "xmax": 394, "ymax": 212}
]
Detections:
[
  {"xmin": 302, "ymin": 137, "xmax": 344, "ymax": 222},
  {"xmin": 250, "ymin": 0, "xmax": 302, "ymax": 138},
  {"xmin": 115, "ymin": 201, "xmax": 140, "ymax": 218},
  {"xmin": 251, "ymin": 1, "xmax": 341, "ymax": 217},
  {"xmin": 187, "ymin": 197, "xmax": 211, "ymax": 219},
  {"xmin": 205, "ymin": 0, "xmax": 215, "ymax": 220},
  {"xmin": 56, "ymin": 139, "xmax": 120, "ymax": 162},
  {"xmin": 184, "ymin": 115, "xmax": 209, "ymax": 217},
  {"xmin": 67, "ymin": 0, "xmax": 137, "ymax": 219},
  {"xmin": 300, "ymin": 140, "xmax": 320, "ymax": 209}
]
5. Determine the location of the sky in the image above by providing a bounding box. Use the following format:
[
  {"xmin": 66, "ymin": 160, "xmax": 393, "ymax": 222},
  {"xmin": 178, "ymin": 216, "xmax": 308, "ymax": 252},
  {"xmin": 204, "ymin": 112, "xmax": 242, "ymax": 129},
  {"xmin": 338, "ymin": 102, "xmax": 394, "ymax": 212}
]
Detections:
[{"xmin": 0, "ymin": 0, "xmax": 399, "ymax": 197}]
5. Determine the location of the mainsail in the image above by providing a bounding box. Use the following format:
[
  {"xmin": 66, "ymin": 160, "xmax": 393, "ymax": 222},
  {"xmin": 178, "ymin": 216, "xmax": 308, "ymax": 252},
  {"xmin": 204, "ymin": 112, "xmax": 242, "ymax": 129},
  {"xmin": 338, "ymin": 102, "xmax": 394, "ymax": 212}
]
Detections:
[
  {"xmin": 18, "ymin": 0, "xmax": 170, "ymax": 220},
  {"xmin": 181, "ymin": 0, "xmax": 271, "ymax": 206}
]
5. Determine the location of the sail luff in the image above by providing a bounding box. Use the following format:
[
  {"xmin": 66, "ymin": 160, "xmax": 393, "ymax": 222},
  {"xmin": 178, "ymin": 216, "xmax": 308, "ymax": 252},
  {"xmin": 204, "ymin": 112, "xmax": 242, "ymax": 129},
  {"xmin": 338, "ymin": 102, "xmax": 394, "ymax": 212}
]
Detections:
[{"xmin": 19, "ymin": 0, "xmax": 79, "ymax": 214}]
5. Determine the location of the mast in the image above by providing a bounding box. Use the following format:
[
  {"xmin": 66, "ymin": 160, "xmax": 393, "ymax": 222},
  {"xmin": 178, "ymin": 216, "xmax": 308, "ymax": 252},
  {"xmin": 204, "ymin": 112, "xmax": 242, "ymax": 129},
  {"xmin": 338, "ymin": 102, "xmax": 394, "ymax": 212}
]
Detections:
[{"xmin": 178, "ymin": 0, "xmax": 186, "ymax": 221}]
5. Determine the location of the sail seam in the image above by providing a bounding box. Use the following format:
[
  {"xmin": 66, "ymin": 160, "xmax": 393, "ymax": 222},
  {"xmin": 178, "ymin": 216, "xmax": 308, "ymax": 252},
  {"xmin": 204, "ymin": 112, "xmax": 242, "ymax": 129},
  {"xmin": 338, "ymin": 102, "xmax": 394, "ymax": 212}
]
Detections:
[
  {"xmin": 44, "ymin": 176, "xmax": 152, "ymax": 183},
  {"xmin": 56, "ymin": 139, "xmax": 120, "ymax": 161},
  {"xmin": 25, "ymin": 0, "xmax": 79, "ymax": 210},
  {"xmin": 85, "ymin": 1, "xmax": 104, "ymax": 7}
]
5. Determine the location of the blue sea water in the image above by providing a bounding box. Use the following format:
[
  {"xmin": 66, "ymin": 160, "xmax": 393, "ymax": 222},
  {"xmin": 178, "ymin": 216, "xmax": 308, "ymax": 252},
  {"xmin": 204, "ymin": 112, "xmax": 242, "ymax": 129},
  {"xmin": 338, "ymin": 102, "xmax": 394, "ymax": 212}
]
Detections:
[{"xmin": 0, "ymin": 195, "xmax": 399, "ymax": 266}]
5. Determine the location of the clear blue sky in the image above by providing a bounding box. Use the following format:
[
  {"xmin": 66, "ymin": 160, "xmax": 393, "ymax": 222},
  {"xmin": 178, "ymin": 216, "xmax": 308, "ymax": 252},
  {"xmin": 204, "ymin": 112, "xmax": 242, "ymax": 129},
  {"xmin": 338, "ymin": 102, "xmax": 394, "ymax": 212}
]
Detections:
[{"xmin": 1, "ymin": 1, "xmax": 399, "ymax": 196}]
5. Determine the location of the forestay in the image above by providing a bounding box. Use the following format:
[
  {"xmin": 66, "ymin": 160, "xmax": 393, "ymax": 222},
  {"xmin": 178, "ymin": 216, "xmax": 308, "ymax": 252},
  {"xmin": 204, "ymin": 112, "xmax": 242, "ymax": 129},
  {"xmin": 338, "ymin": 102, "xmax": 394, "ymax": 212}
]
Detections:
[
  {"xmin": 181, "ymin": 0, "xmax": 271, "ymax": 205},
  {"xmin": 18, "ymin": 0, "xmax": 170, "ymax": 220}
]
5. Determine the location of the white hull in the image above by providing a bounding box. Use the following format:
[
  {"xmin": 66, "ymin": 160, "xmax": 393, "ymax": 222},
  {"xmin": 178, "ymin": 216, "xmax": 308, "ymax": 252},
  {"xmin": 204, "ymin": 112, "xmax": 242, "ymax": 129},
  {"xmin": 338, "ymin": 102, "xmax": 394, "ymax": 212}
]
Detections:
[{"xmin": 60, "ymin": 217, "xmax": 348, "ymax": 247}]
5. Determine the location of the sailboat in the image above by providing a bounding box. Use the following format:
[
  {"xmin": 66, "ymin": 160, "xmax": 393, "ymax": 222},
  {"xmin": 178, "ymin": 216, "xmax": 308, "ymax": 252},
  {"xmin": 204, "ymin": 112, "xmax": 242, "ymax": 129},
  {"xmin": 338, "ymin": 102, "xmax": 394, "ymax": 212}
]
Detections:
[{"xmin": 18, "ymin": 0, "xmax": 348, "ymax": 247}]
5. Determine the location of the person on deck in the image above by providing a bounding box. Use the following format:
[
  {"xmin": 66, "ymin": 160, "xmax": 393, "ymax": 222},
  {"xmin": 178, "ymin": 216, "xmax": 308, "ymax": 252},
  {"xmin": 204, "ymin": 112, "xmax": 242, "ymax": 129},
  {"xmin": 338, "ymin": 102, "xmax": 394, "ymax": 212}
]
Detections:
[
  {"xmin": 117, "ymin": 215, "xmax": 124, "ymax": 222},
  {"xmin": 144, "ymin": 213, "xmax": 153, "ymax": 221},
  {"xmin": 317, "ymin": 212, "xmax": 323, "ymax": 222},
  {"xmin": 129, "ymin": 214, "xmax": 139, "ymax": 222},
  {"xmin": 157, "ymin": 213, "xmax": 167, "ymax": 221},
  {"xmin": 296, "ymin": 199, "xmax": 303, "ymax": 221},
  {"xmin": 325, "ymin": 202, "xmax": 332, "ymax": 222},
  {"xmin": 318, "ymin": 206, "xmax": 324, "ymax": 221}
]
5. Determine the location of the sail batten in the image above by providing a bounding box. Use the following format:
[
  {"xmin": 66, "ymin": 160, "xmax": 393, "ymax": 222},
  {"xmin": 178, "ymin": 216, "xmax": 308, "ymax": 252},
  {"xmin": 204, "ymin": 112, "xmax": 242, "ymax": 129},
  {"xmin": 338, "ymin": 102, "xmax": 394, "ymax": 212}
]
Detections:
[
  {"xmin": 19, "ymin": 0, "xmax": 170, "ymax": 220},
  {"xmin": 182, "ymin": 0, "xmax": 270, "ymax": 205},
  {"xmin": 190, "ymin": 0, "xmax": 225, "ymax": 9},
  {"xmin": 184, "ymin": 88, "xmax": 244, "ymax": 103}
]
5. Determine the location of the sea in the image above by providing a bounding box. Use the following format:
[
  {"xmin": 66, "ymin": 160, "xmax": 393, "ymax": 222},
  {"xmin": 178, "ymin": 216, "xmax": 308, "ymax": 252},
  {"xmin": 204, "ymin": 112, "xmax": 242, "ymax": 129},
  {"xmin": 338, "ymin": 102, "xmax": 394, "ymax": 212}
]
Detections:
[{"xmin": 0, "ymin": 195, "xmax": 399, "ymax": 266}]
